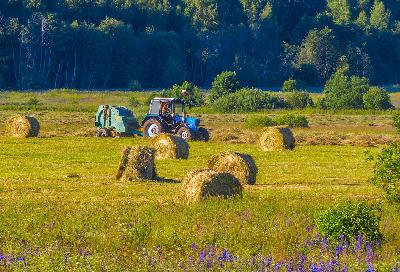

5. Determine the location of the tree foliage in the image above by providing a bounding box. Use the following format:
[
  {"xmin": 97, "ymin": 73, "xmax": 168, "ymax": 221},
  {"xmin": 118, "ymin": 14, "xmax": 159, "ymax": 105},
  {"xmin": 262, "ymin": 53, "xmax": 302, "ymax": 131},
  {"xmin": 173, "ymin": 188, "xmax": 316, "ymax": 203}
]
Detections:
[
  {"xmin": 212, "ymin": 88, "xmax": 285, "ymax": 113},
  {"xmin": 363, "ymin": 87, "xmax": 393, "ymax": 110},
  {"xmin": 0, "ymin": 0, "xmax": 399, "ymax": 90},
  {"xmin": 323, "ymin": 66, "xmax": 370, "ymax": 109},
  {"xmin": 209, "ymin": 71, "xmax": 240, "ymax": 103},
  {"xmin": 370, "ymin": 142, "xmax": 400, "ymax": 205}
]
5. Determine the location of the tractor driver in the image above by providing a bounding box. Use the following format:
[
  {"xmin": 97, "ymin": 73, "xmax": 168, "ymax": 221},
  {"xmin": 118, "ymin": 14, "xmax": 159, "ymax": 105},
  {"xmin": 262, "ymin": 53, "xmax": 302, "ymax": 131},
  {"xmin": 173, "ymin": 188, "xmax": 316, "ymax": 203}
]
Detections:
[
  {"xmin": 161, "ymin": 102, "xmax": 170, "ymax": 116},
  {"xmin": 161, "ymin": 102, "xmax": 174, "ymax": 124}
]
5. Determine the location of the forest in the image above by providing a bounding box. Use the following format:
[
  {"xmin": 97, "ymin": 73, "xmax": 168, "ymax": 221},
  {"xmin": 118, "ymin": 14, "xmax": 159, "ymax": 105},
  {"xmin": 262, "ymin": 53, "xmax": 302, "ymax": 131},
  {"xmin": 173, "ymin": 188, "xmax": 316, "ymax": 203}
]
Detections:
[{"xmin": 0, "ymin": 0, "xmax": 399, "ymax": 90}]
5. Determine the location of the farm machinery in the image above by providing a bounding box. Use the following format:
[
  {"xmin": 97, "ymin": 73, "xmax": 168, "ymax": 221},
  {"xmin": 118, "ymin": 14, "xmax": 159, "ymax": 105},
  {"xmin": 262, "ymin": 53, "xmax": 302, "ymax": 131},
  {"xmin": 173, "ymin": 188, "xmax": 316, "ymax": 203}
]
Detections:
[{"xmin": 95, "ymin": 98, "xmax": 209, "ymax": 141}]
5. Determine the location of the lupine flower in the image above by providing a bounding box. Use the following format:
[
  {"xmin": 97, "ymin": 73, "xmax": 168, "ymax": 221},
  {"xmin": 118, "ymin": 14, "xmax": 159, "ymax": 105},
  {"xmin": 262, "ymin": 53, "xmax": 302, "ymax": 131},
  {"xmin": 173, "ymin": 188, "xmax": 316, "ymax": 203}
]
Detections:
[
  {"xmin": 199, "ymin": 251, "xmax": 206, "ymax": 264},
  {"xmin": 342, "ymin": 264, "xmax": 348, "ymax": 272},
  {"xmin": 366, "ymin": 263, "xmax": 374, "ymax": 272},
  {"xmin": 191, "ymin": 242, "xmax": 197, "ymax": 251},
  {"xmin": 310, "ymin": 263, "xmax": 319, "ymax": 272},
  {"xmin": 149, "ymin": 256, "xmax": 155, "ymax": 266},
  {"xmin": 207, "ymin": 259, "xmax": 212, "ymax": 269},
  {"xmin": 265, "ymin": 256, "xmax": 272, "ymax": 269},
  {"xmin": 220, "ymin": 248, "xmax": 227, "ymax": 262}
]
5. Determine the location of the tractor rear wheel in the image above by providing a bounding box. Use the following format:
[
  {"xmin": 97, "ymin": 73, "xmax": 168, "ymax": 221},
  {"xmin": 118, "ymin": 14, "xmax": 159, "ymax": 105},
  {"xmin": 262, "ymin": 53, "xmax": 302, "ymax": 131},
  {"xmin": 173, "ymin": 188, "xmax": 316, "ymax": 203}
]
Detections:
[
  {"xmin": 195, "ymin": 127, "xmax": 210, "ymax": 142},
  {"xmin": 97, "ymin": 128, "xmax": 111, "ymax": 137},
  {"xmin": 143, "ymin": 118, "xmax": 164, "ymax": 138},
  {"xmin": 177, "ymin": 127, "xmax": 192, "ymax": 141}
]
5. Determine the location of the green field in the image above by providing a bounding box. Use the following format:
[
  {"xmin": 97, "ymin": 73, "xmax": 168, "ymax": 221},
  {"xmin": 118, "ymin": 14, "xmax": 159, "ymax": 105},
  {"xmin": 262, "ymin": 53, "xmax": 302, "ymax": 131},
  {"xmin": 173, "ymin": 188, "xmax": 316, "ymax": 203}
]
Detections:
[{"xmin": 0, "ymin": 91, "xmax": 399, "ymax": 271}]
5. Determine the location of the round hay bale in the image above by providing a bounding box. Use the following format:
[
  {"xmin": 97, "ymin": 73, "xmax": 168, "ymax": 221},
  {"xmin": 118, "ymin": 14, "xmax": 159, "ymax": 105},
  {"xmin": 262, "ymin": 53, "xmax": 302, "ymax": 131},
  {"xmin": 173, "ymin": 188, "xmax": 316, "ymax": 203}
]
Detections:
[
  {"xmin": 150, "ymin": 133, "xmax": 189, "ymax": 159},
  {"xmin": 208, "ymin": 151, "xmax": 257, "ymax": 185},
  {"xmin": 5, "ymin": 114, "xmax": 40, "ymax": 138},
  {"xmin": 181, "ymin": 169, "xmax": 242, "ymax": 203},
  {"xmin": 116, "ymin": 145, "xmax": 157, "ymax": 181},
  {"xmin": 257, "ymin": 126, "xmax": 295, "ymax": 151}
]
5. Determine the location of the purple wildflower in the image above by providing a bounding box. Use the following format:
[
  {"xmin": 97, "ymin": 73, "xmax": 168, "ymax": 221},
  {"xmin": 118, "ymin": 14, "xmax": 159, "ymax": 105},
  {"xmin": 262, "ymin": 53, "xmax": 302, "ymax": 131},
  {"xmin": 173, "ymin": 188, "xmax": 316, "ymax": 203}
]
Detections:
[
  {"xmin": 207, "ymin": 259, "xmax": 213, "ymax": 269},
  {"xmin": 200, "ymin": 251, "xmax": 206, "ymax": 264},
  {"xmin": 310, "ymin": 263, "xmax": 319, "ymax": 272},
  {"xmin": 366, "ymin": 263, "xmax": 374, "ymax": 272},
  {"xmin": 335, "ymin": 245, "xmax": 343, "ymax": 258},
  {"xmin": 220, "ymin": 248, "xmax": 227, "ymax": 262},
  {"xmin": 342, "ymin": 264, "xmax": 348, "ymax": 272},
  {"xmin": 245, "ymin": 210, "xmax": 251, "ymax": 219},
  {"xmin": 366, "ymin": 242, "xmax": 373, "ymax": 264},
  {"xmin": 149, "ymin": 256, "xmax": 155, "ymax": 266},
  {"xmin": 264, "ymin": 256, "xmax": 272, "ymax": 269},
  {"xmin": 191, "ymin": 242, "xmax": 197, "ymax": 251}
]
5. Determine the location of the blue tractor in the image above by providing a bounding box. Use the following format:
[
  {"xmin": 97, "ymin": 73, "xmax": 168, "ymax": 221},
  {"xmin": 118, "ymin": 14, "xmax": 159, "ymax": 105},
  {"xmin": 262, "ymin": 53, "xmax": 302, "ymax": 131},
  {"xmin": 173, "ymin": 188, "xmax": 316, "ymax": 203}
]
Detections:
[
  {"xmin": 95, "ymin": 98, "xmax": 209, "ymax": 141},
  {"xmin": 141, "ymin": 98, "xmax": 209, "ymax": 141}
]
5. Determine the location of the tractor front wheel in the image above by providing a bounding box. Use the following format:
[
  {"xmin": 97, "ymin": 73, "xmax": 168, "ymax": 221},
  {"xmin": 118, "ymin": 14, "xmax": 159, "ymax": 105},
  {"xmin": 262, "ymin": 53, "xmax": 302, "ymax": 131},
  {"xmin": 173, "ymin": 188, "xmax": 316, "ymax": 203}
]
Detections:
[
  {"xmin": 143, "ymin": 119, "xmax": 164, "ymax": 138},
  {"xmin": 96, "ymin": 128, "xmax": 111, "ymax": 137},
  {"xmin": 177, "ymin": 127, "xmax": 192, "ymax": 141},
  {"xmin": 195, "ymin": 127, "xmax": 210, "ymax": 142}
]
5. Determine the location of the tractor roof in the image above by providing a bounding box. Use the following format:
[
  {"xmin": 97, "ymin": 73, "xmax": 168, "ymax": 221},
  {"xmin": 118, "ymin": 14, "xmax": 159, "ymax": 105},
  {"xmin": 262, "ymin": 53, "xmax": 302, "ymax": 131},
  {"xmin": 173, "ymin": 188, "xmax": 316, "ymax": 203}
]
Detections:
[{"xmin": 151, "ymin": 98, "xmax": 183, "ymax": 103}]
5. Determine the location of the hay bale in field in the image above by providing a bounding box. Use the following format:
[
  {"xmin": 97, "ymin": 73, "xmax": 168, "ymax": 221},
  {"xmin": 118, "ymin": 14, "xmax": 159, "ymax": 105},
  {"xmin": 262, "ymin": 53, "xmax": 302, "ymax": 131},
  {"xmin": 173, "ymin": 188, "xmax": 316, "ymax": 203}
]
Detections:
[
  {"xmin": 5, "ymin": 114, "xmax": 40, "ymax": 138},
  {"xmin": 150, "ymin": 133, "xmax": 189, "ymax": 159},
  {"xmin": 208, "ymin": 151, "xmax": 257, "ymax": 185},
  {"xmin": 116, "ymin": 145, "xmax": 157, "ymax": 181},
  {"xmin": 257, "ymin": 126, "xmax": 295, "ymax": 151},
  {"xmin": 181, "ymin": 169, "xmax": 242, "ymax": 203}
]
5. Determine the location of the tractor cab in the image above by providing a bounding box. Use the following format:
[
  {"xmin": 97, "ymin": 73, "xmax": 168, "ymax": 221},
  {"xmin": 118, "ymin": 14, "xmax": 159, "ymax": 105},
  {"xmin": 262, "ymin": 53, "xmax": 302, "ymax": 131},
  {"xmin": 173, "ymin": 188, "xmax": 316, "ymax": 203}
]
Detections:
[
  {"xmin": 148, "ymin": 98, "xmax": 185, "ymax": 125},
  {"xmin": 141, "ymin": 98, "xmax": 208, "ymax": 141}
]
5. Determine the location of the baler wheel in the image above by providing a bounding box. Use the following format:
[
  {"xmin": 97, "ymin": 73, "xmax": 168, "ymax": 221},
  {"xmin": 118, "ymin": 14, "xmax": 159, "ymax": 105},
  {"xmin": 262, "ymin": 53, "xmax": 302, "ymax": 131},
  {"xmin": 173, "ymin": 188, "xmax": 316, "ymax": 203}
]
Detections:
[{"xmin": 96, "ymin": 128, "xmax": 111, "ymax": 137}]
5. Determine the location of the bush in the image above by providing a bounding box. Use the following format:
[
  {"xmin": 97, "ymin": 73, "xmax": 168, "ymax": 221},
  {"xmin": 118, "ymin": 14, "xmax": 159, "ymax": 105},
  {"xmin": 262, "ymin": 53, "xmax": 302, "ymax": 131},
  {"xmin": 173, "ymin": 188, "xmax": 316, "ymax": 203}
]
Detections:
[
  {"xmin": 244, "ymin": 116, "xmax": 275, "ymax": 129},
  {"xmin": 282, "ymin": 79, "xmax": 298, "ymax": 92},
  {"xmin": 315, "ymin": 201, "xmax": 382, "ymax": 243},
  {"xmin": 286, "ymin": 91, "xmax": 314, "ymax": 109},
  {"xmin": 209, "ymin": 71, "xmax": 240, "ymax": 103},
  {"xmin": 393, "ymin": 112, "xmax": 400, "ymax": 132},
  {"xmin": 128, "ymin": 80, "xmax": 142, "ymax": 91},
  {"xmin": 162, "ymin": 81, "xmax": 205, "ymax": 108},
  {"xmin": 128, "ymin": 96, "xmax": 141, "ymax": 107},
  {"xmin": 363, "ymin": 87, "xmax": 393, "ymax": 110},
  {"xmin": 323, "ymin": 68, "xmax": 369, "ymax": 109},
  {"xmin": 370, "ymin": 142, "xmax": 400, "ymax": 204},
  {"xmin": 274, "ymin": 114, "xmax": 309, "ymax": 128},
  {"xmin": 26, "ymin": 97, "xmax": 41, "ymax": 108},
  {"xmin": 212, "ymin": 88, "xmax": 285, "ymax": 113}
]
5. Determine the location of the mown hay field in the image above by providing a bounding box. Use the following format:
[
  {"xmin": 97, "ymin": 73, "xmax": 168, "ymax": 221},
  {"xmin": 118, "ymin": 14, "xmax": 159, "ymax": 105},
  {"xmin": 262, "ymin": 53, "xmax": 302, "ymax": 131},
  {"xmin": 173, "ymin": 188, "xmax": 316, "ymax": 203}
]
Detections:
[{"xmin": 0, "ymin": 91, "xmax": 399, "ymax": 270}]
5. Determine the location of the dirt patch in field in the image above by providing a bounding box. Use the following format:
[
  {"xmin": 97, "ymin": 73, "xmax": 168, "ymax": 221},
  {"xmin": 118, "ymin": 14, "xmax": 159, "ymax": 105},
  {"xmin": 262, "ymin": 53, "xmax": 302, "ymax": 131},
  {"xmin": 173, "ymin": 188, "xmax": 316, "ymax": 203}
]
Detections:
[{"xmin": 209, "ymin": 127, "xmax": 257, "ymax": 144}]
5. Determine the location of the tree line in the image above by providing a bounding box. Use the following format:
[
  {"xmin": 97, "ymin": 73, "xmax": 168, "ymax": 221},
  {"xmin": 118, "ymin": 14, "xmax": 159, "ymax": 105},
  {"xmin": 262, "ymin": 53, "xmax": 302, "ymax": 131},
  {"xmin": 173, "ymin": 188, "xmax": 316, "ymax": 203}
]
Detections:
[{"xmin": 0, "ymin": 0, "xmax": 399, "ymax": 90}]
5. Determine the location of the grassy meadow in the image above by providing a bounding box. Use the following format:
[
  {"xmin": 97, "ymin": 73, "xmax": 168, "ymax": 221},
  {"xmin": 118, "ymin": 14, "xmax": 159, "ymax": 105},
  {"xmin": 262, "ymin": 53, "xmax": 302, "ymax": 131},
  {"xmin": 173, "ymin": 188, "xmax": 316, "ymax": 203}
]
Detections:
[{"xmin": 0, "ymin": 90, "xmax": 399, "ymax": 271}]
